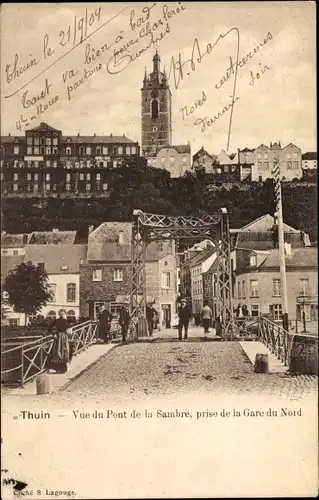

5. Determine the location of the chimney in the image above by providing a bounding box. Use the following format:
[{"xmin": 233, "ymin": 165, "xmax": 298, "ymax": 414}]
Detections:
[
  {"xmin": 284, "ymin": 242, "xmax": 292, "ymax": 256},
  {"xmin": 94, "ymin": 133, "xmax": 96, "ymax": 137},
  {"xmin": 8, "ymin": 133, "xmax": 11, "ymax": 137},
  {"xmin": 77, "ymin": 133, "xmax": 80, "ymax": 137}
]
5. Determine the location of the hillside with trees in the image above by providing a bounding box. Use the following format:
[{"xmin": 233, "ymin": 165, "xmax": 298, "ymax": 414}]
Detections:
[{"xmin": 2, "ymin": 157, "xmax": 317, "ymax": 242}]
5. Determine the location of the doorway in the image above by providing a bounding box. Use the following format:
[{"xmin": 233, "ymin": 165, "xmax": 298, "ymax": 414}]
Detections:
[{"xmin": 162, "ymin": 304, "xmax": 171, "ymax": 328}]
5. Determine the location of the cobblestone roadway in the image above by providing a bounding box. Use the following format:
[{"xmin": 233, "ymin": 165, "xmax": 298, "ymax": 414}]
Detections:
[{"xmin": 61, "ymin": 339, "xmax": 317, "ymax": 403}]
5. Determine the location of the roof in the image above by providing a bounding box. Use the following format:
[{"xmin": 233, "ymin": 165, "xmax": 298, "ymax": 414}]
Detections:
[
  {"xmin": 240, "ymin": 147, "xmax": 255, "ymax": 153},
  {"xmin": 193, "ymin": 147, "xmax": 214, "ymax": 161},
  {"xmin": 203, "ymin": 258, "xmax": 218, "ymax": 274},
  {"xmin": 1, "ymin": 136, "xmax": 25, "ymax": 144},
  {"xmin": 189, "ymin": 247, "xmax": 216, "ymax": 267},
  {"xmin": 239, "ymin": 214, "xmax": 299, "ymax": 233},
  {"xmin": 29, "ymin": 231, "xmax": 76, "ymax": 245},
  {"xmin": 24, "ymin": 244, "xmax": 87, "ymax": 273},
  {"xmin": 29, "ymin": 123, "xmax": 60, "ymax": 132},
  {"xmin": 302, "ymin": 152, "xmax": 317, "ymax": 161},
  {"xmin": 61, "ymin": 135, "xmax": 136, "ymax": 144},
  {"xmin": 1, "ymin": 233, "xmax": 31, "ymax": 248},
  {"xmin": 260, "ymin": 248, "xmax": 318, "ymax": 269},
  {"xmin": 236, "ymin": 231, "xmax": 306, "ymax": 250},
  {"xmin": 88, "ymin": 222, "xmax": 174, "ymax": 262},
  {"xmin": 1, "ymin": 255, "xmax": 25, "ymax": 283}
]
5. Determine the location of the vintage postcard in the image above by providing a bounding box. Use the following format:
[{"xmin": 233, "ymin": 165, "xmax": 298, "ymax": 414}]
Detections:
[{"xmin": 1, "ymin": 2, "xmax": 317, "ymax": 499}]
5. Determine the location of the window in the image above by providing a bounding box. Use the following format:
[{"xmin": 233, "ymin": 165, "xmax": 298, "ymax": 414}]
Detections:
[
  {"xmin": 13, "ymin": 183, "xmax": 18, "ymax": 192},
  {"xmin": 300, "ymin": 279, "xmax": 309, "ymax": 296},
  {"xmin": 9, "ymin": 318, "xmax": 20, "ymax": 326},
  {"xmin": 66, "ymin": 283, "xmax": 76, "ymax": 302},
  {"xmin": 47, "ymin": 310, "xmax": 56, "ymax": 320},
  {"xmin": 79, "ymin": 173, "xmax": 84, "ymax": 181},
  {"xmin": 183, "ymin": 156, "xmax": 187, "ymax": 163},
  {"xmin": 27, "ymin": 173, "xmax": 31, "ymax": 181},
  {"xmin": 96, "ymin": 173, "xmax": 101, "ymax": 181},
  {"xmin": 34, "ymin": 146, "xmax": 40, "ymax": 155},
  {"xmin": 46, "ymin": 138, "xmax": 51, "ymax": 146},
  {"xmin": 14, "ymin": 145, "xmax": 19, "ymax": 155},
  {"xmin": 34, "ymin": 161, "xmax": 39, "ymax": 168},
  {"xmin": 263, "ymin": 162, "xmax": 269, "ymax": 168},
  {"xmin": 96, "ymin": 146, "xmax": 101, "ymax": 155},
  {"xmin": 66, "ymin": 173, "xmax": 71, "ymax": 182},
  {"xmin": 118, "ymin": 146, "xmax": 123, "ymax": 155},
  {"xmin": 53, "ymin": 161, "xmax": 57, "ymax": 168},
  {"xmin": 92, "ymin": 269, "xmax": 102, "ymax": 281},
  {"xmin": 270, "ymin": 304, "xmax": 282, "ymax": 321},
  {"xmin": 45, "ymin": 184, "xmax": 50, "ymax": 191},
  {"xmin": 113, "ymin": 268, "xmax": 124, "ymax": 281},
  {"xmin": 86, "ymin": 146, "xmax": 91, "ymax": 155},
  {"xmin": 242, "ymin": 280, "xmax": 246, "ymax": 299},
  {"xmin": 34, "ymin": 173, "xmax": 38, "ymax": 180},
  {"xmin": 46, "ymin": 147, "xmax": 51, "ymax": 155},
  {"xmin": 27, "ymin": 146, "xmax": 32, "ymax": 155},
  {"xmin": 13, "ymin": 250, "xmax": 18, "ymax": 256},
  {"xmin": 13, "ymin": 173, "xmax": 18, "ymax": 180},
  {"xmin": 66, "ymin": 146, "xmax": 71, "ymax": 155},
  {"xmin": 287, "ymin": 161, "xmax": 292, "ymax": 169},
  {"xmin": 131, "ymin": 146, "xmax": 136, "ymax": 154},
  {"xmin": 87, "ymin": 173, "xmax": 91, "ymax": 180},
  {"xmin": 103, "ymin": 146, "xmax": 108, "ymax": 155},
  {"xmin": 249, "ymin": 253, "xmax": 257, "ymax": 267},
  {"xmin": 86, "ymin": 184, "xmax": 91, "ymax": 191},
  {"xmin": 27, "ymin": 135, "xmax": 33, "ymax": 145},
  {"xmin": 237, "ymin": 281, "xmax": 241, "ymax": 299},
  {"xmin": 46, "ymin": 160, "xmax": 51, "ymax": 168},
  {"xmin": 46, "ymin": 173, "xmax": 50, "ymax": 181},
  {"xmin": 66, "ymin": 184, "xmax": 71, "ymax": 191},
  {"xmin": 126, "ymin": 146, "xmax": 131, "ymax": 155},
  {"xmin": 113, "ymin": 147, "xmax": 117, "ymax": 156},
  {"xmin": 41, "ymin": 137, "xmax": 45, "ymax": 145},
  {"xmin": 162, "ymin": 272, "xmax": 171, "ymax": 288},
  {"xmin": 151, "ymin": 99, "xmax": 159, "ymax": 119},
  {"xmin": 53, "ymin": 136, "xmax": 58, "ymax": 146},
  {"xmin": 33, "ymin": 184, "xmax": 38, "ymax": 192},
  {"xmin": 103, "ymin": 183, "xmax": 108, "ymax": 191},
  {"xmin": 53, "ymin": 147, "xmax": 58, "ymax": 155},
  {"xmin": 273, "ymin": 279, "xmax": 281, "ymax": 297},
  {"xmin": 86, "ymin": 160, "xmax": 91, "ymax": 168},
  {"xmin": 67, "ymin": 310, "xmax": 76, "ymax": 321},
  {"xmin": 34, "ymin": 135, "xmax": 40, "ymax": 145},
  {"xmin": 79, "ymin": 146, "xmax": 85, "ymax": 155},
  {"xmin": 250, "ymin": 280, "xmax": 259, "ymax": 297},
  {"xmin": 251, "ymin": 304, "xmax": 259, "ymax": 317},
  {"xmin": 293, "ymin": 161, "xmax": 299, "ymax": 169},
  {"xmin": 49, "ymin": 284, "xmax": 57, "ymax": 302}
]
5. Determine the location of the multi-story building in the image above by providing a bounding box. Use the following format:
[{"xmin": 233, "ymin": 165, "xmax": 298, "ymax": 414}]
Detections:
[
  {"xmin": 302, "ymin": 152, "xmax": 317, "ymax": 181},
  {"xmin": 234, "ymin": 245, "xmax": 318, "ymax": 325},
  {"xmin": 1, "ymin": 230, "xmax": 86, "ymax": 325},
  {"xmin": 192, "ymin": 142, "xmax": 302, "ymax": 182},
  {"xmin": 141, "ymin": 52, "xmax": 191, "ymax": 178},
  {"xmin": 80, "ymin": 222, "xmax": 177, "ymax": 328},
  {"xmin": 189, "ymin": 247, "xmax": 216, "ymax": 320},
  {"xmin": 1, "ymin": 122, "xmax": 139, "ymax": 197}
]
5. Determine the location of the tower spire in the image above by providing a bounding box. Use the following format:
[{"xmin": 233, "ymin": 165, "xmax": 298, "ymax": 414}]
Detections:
[
  {"xmin": 143, "ymin": 67, "xmax": 148, "ymax": 84},
  {"xmin": 153, "ymin": 50, "xmax": 160, "ymax": 74}
]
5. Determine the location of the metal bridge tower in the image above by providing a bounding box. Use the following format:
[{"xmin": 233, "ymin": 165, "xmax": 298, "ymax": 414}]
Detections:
[{"xmin": 129, "ymin": 209, "xmax": 234, "ymax": 339}]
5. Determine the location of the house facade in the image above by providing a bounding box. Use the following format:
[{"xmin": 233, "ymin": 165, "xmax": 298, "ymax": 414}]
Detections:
[
  {"xmin": 147, "ymin": 144, "xmax": 192, "ymax": 178},
  {"xmin": 80, "ymin": 222, "xmax": 177, "ymax": 328},
  {"xmin": 1, "ymin": 122, "xmax": 139, "ymax": 198},
  {"xmin": 1, "ymin": 230, "xmax": 86, "ymax": 325}
]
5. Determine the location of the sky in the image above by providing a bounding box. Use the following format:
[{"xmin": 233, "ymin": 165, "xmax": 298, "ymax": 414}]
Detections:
[{"xmin": 0, "ymin": 1, "xmax": 316, "ymax": 155}]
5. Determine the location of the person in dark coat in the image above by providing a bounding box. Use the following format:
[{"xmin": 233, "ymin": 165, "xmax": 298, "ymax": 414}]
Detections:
[
  {"xmin": 178, "ymin": 299, "xmax": 192, "ymax": 341},
  {"xmin": 242, "ymin": 304, "xmax": 249, "ymax": 317},
  {"xmin": 119, "ymin": 302, "xmax": 130, "ymax": 344},
  {"xmin": 98, "ymin": 304, "xmax": 113, "ymax": 344},
  {"xmin": 146, "ymin": 304, "xmax": 156, "ymax": 336},
  {"xmin": 47, "ymin": 310, "xmax": 71, "ymax": 373}
]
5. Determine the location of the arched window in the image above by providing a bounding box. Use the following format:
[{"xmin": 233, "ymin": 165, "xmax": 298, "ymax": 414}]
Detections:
[
  {"xmin": 66, "ymin": 310, "xmax": 76, "ymax": 321},
  {"xmin": 47, "ymin": 310, "xmax": 56, "ymax": 319},
  {"xmin": 113, "ymin": 146, "xmax": 117, "ymax": 155},
  {"xmin": 40, "ymin": 146, "xmax": 45, "ymax": 156},
  {"xmin": 66, "ymin": 146, "xmax": 71, "ymax": 155},
  {"xmin": 79, "ymin": 146, "xmax": 85, "ymax": 156},
  {"xmin": 66, "ymin": 283, "xmax": 76, "ymax": 302},
  {"xmin": 151, "ymin": 99, "xmax": 159, "ymax": 119},
  {"xmin": 58, "ymin": 309, "xmax": 66, "ymax": 316}
]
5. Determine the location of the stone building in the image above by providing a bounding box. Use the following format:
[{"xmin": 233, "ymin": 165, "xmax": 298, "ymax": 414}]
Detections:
[
  {"xmin": 1, "ymin": 122, "xmax": 139, "ymax": 197},
  {"xmin": 80, "ymin": 222, "xmax": 177, "ymax": 328},
  {"xmin": 141, "ymin": 52, "xmax": 191, "ymax": 177}
]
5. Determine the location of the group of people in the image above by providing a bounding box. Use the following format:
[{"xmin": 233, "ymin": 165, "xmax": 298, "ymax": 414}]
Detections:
[
  {"xmin": 177, "ymin": 299, "xmax": 217, "ymax": 340},
  {"xmin": 98, "ymin": 302, "xmax": 131, "ymax": 344}
]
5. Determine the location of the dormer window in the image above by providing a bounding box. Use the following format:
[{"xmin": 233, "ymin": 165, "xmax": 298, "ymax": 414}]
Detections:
[{"xmin": 249, "ymin": 253, "xmax": 257, "ymax": 267}]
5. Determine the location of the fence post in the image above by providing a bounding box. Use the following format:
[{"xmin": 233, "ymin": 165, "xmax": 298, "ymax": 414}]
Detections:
[{"xmin": 21, "ymin": 346, "xmax": 24, "ymax": 388}]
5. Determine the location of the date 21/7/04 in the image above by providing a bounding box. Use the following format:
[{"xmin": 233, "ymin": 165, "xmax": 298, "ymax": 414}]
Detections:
[{"xmin": 49, "ymin": 7, "xmax": 101, "ymax": 51}]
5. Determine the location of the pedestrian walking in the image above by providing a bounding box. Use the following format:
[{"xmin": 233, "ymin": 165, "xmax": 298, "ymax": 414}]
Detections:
[
  {"xmin": 178, "ymin": 298, "xmax": 192, "ymax": 341},
  {"xmin": 47, "ymin": 310, "xmax": 71, "ymax": 374},
  {"xmin": 242, "ymin": 304, "xmax": 249, "ymax": 317},
  {"xmin": 146, "ymin": 304, "xmax": 156, "ymax": 336},
  {"xmin": 98, "ymin": 304, "xmax": 113, "ymax": 344},
  {"xmin": 201, "ymin": 302, "xmax": 213, "ymax": 335},
  {"xmin": 119, "ymin": 302, "xmax": 130, "ymax": 344}
]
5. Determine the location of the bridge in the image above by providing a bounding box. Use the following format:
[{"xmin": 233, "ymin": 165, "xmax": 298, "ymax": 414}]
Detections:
[{"xmin": 1, "ymin": 316, "xmax": 317, "ymax": 388}]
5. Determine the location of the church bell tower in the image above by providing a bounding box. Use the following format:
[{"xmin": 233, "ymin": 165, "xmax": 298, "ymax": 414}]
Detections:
[{"xmin": 141, "ymin": 51, "xmax": 172, "ymax": 157}]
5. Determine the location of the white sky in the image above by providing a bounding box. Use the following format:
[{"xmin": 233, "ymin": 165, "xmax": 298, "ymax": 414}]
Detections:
[{"xmin": 0, "ymin": 1, "xmax": 316, "ymax": 155}]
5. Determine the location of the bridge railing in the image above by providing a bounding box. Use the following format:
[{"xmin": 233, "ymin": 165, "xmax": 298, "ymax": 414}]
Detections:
[
  {"xmin": 1, "ymin": 320, "xmax": 98, "ymax": 387},
  {"xmin": 258, "ymin": 316, "xmax": 291, "ymax": 366}
]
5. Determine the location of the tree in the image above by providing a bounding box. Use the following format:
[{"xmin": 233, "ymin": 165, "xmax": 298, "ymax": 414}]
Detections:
[{"xmin": 3, "ymin": 261, "xmax": 53, "ymax": 325}]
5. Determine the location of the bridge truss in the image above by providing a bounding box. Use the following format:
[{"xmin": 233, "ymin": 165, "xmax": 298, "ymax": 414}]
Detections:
[{"xmin": 130, "ymin": 208, "xmax": 234, "ymax": 338}]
